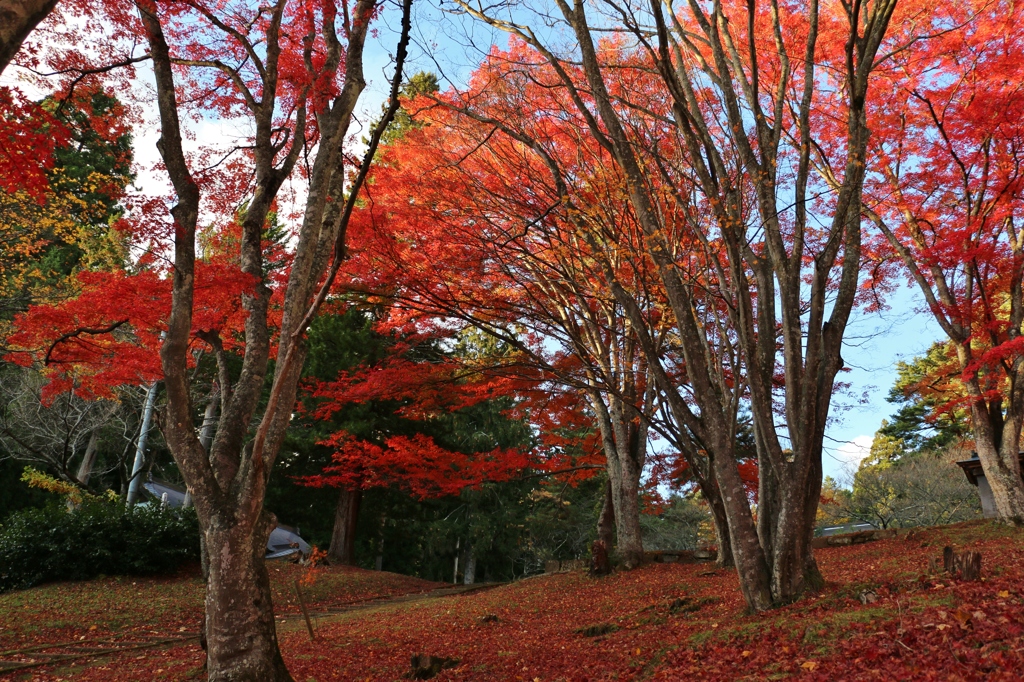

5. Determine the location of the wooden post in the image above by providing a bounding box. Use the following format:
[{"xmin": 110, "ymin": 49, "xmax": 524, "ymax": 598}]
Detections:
[
  {"xmin": 940, "ymin": 546, "xmax": 982, "ymax": 581},
  {"xmin": 294, "ymin": 579, "xmax": 315, "ymax": 641},
  {"xmin": 943, "ymin": 546, "xmax": 955, "ymax": 574}
]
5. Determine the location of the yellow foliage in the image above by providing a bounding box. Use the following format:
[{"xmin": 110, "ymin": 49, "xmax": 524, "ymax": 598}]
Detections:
[
  {"xmin": 0, "ymin": 170, "xmax": 128, "ymax": 307},
  {"xmin": 19, "ymin": 466, "xmax": 111, "ymax": 505}
]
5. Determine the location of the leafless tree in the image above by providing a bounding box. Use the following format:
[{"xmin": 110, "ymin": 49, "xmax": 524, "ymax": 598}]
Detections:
[{"xmin": 0, "ymin": 365, "xmax": 139, "ymax": 487}]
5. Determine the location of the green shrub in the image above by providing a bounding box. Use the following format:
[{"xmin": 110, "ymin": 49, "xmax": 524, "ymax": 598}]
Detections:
[{"xmin": 0, "ymin": 500, "xmax": 199, "ymax": 592}]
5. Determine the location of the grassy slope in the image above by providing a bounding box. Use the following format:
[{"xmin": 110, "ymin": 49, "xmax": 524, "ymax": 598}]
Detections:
[{"xmin": 3, "ymin": 521, "xmax": 1024, "ymax": 680}]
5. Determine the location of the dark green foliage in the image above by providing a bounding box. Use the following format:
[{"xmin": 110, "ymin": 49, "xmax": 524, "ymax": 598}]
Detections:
[
  {"xmin": 0, "ymin": 457, "xmax": 50, "ymax": 520},
  {"xmin": 878, "ymin": 342, "xmax": 969, "ymax": 454},
  {"xmin": 640, "ymin": 495, "xmax": 710, "ymax": 551},
  {"xmin": 267, "ymin": 308, "xmax": 394, "ymax": 545},
  {"xmin": 374, "ymin": 71, "xmax": 440, "ymax": 146},
  {"xmin": 268, "ymin": 307, "xmax": 606, "ymax": 580},
  {"xmin": 0, "ymin": 500, "xmax": 199, "ymax": 592},
  {"xmin": 351, "ymin": 474, "xmax": 605, "ymax": 582}
]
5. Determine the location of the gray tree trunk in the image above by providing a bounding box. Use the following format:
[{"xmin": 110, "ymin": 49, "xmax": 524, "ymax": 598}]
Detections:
[
  {"xmin": 203, "ymin": 510, "xmax": 291, "ymax": 681},
  {"xmin": 597, "ymin": 478, "xmax": 615, "ymax": 550},
  {"xmin": 75, "ymin": 429, "xmax": 100, "ymax": 485},
  {"xmin": 610, "ymin": 447, "xmax": 644, "ymax": 568},
  {"xmin": 705, "ymin": 478, "xmax": 734, "ymax": 568},
  {"xmin": 970, "ymin": 398, "xmax": 1024, "ymax": 524},
  {"xmin": 591, "ymin": 392, "xmax": 646, "ymax": 569}
]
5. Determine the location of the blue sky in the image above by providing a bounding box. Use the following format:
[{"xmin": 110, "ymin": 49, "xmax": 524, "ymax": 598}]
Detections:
[{"xmin": 821, "ymin": 286, "xmax": 943, "ymax": 481}]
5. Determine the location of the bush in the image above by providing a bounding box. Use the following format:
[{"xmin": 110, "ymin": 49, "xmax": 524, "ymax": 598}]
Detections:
[
  {"xmin": 818, "ymin": 446, "xmax": 982, "ymax": 532},
  {"xmin": 0, "ymin": 500, "xmax": 199, "ymax": 592}
]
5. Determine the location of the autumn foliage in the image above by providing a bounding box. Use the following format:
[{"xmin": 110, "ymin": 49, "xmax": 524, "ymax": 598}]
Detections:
[
  {"xmin": 862, "ymin": 0, "xmax": 1024, "ymax": 522},
  {"xmin": 298, "ymin": 345, "xmax": 534, "ymax": 498},
  {"xmin": 7, "ymin": 0, "xmax": 1024, "ymax": 674}
]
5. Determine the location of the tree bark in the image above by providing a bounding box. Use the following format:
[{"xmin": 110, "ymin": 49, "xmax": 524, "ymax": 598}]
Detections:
[
  {"xmin": 590, "ymin": 391, "xmax": 646, "ymax": 569},
  {"xmin": 705, "ymin": 480, "xmax": 733, "ymax": 568},
  {"xmin": 709, "ymin": 429, "xmax": 773, "ymax": 611},
  {"xmin": 597, "ymin": 478, "xmax": 615, "ymax": 550},
  {"xmin": 971, "ymin": 399, "xmax": 1024, "ymax": 524},
  {"xmin": 204, "ymin": 510, "xmax": 291, "ymax": 681},
  {"xmin": 610, "ymin": 449, "xmax": 644, "ymax": 568},
  {"xmin": 327, "ymin": 487, "xmax": 361, "ymax": 565},
  {"xmin": 75, "ymin": 429, "xmax": 100, "ymax": 485},
  {"xmin": 0, "ymin": 0, "xmax": 58, "ymax": 73}
]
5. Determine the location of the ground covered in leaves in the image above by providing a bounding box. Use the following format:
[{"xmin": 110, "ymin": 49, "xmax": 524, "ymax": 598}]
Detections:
[
  {"xmin": 0, "ymin": 562, "xmax": 441, "ymax": 679},
  {"xmin": 3, "ymin": 521, "xmax": 1024, "ymax": 680}
]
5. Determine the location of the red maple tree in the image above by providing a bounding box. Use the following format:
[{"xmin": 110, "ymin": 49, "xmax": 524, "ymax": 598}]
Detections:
[
  {"xmin": 5, "ymin": 0, "xmax": 415, "ymax": 677},
  {"xmin": 863, "ymin": 0, "xmax": 1024, "ymax": 523}
]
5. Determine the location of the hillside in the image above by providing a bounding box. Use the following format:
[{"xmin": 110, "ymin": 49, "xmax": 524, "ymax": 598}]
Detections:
[{"xmin": 2, "ymin": 521, "xmax": 1023, "ymax": 680}]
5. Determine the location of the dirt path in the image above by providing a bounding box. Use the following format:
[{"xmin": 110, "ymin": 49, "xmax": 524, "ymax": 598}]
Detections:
[{"xmin": 275, "ymin": 582, "xmax": 502, "ymax": 633}]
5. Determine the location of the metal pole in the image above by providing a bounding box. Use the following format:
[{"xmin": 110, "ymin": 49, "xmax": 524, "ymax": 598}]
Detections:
[{"xmin": 126, "ymin": 382, "xmax": 159, "ymax": 505}]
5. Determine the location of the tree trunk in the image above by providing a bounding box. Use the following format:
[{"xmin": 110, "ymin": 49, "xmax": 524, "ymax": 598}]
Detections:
[
  {"xmin": 136, "ymin": 0, "xmax": 409, "ymax": 677},
  {"xmin": 800, "ymin": 451, "xmax": 826, "ymax": 592},
  {"xmin": 711, "ymin": 442, "xmax": 774, "ymax": 611},
  {"xmin": 972, "ymin": 401, "xmax": 1024, "ymax": 524},
  {"xmin": 985, "ymin": 446, "xmax": 1024, "ymax": 525},
  {"xmin": 767, "ymin": 483, "xmax": 814, "ymax": 603},
  {"xmin": 463, "ymin": 550, "xmax": 476, "ymax": 585},
  {"xmin": 610, "ymin": 451, "xmax": 644, "ymax": 568},
  {"xmin": 204, "ymin": 510, "xmax": 292, "ymax": 682},
  {"xmin": 0, "ymin": 0, "xmax": 59, "ymax": 73},
  {"xmin": 327, "ymin": 487, "xmax": 361, "ymax": 565},
  {"xmin": 705, "ymin": 478, "xmax": 733, "ymax": 568},
  {"xmin": 590, "ymin": 392, "xmax": 646, "ymax": 569},
  {"xmin": 756, "ymin": 449, "xmax": 781, "ymax": 558},
  {"xmin": 75, "ymin": 429, "xmax": 100, "ymax": 485},
  {"xmin": 597, "ymin": 478, "xmax": 615, "ymax": 550}
]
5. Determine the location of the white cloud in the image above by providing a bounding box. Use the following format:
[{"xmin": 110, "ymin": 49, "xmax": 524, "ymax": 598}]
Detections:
[{"xmin": 835, "ymin": 434, "xmax": 873, "ymax": 467}]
